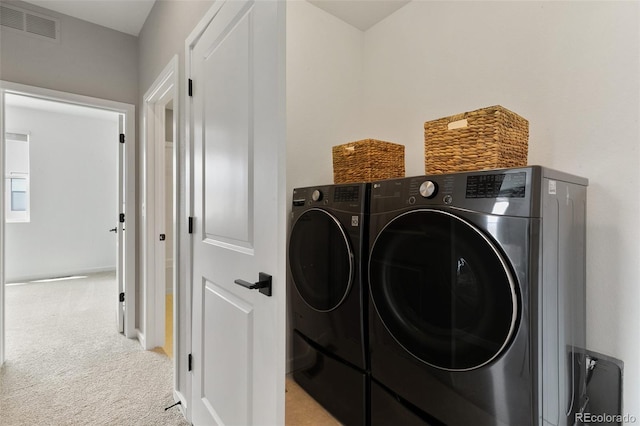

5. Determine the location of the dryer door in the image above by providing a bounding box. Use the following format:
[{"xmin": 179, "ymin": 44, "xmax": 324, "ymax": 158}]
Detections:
[
  {"xmin": 289, "ymin": 208, "xmax": 353, "ymax": 312},
  {"xmin": 369, "ymin": 209, "xmax": 519, "ymax": 371}
]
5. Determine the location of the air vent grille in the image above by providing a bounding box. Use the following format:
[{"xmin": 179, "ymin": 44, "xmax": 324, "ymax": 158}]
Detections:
[
  {"xmin": 26, "ymin": 13, "xmax": 57, "ymax": 39},
  {"xmin": 0, "ymin": 5, "xmax": 24, "ymax": 31},
  {"xmin": 0, "ymin": 4, "xmax": 59, "ymax": 41}
]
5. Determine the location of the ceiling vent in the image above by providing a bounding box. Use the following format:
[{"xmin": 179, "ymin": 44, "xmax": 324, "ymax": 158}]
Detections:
[{"xmin": 0, "ymin": 4, "xmax": 59, "ymax": 42}]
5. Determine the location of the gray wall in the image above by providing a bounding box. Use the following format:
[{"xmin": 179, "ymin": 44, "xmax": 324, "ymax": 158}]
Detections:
[
  {"xmin": 5, "ymin": 104, "xmax": 118, "ymax": 282},
  {"xmin": 138, "ymin": 1, "xmax": 212, "ymax": 95},
  {"xmin": 0, "ymin": 0, "xmax": 138, "ymax": 299},
  {"xmin": 0, "ymin": 0, "xmax": 138, "ymax": 105},
  {"xmin": 2, "ymin": 0, "xmax": 141, "ymax": 329}
]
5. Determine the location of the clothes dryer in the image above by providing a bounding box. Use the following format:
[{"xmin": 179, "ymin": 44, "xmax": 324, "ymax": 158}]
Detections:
[
  {"xmin": 289, "ymin": 183, "xmax": 369, "ymax": 425},
  {"xmin": 367, "ymin": 166, "xmax": 588, "ymax": 426}
]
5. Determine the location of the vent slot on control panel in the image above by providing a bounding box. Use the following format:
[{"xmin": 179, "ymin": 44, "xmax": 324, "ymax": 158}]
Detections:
[{"xmin": 1, "ymin": 4, "xmax": 59, "ymax": 41}]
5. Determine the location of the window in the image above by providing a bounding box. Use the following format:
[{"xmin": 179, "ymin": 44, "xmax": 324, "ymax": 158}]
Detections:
[{"xmin": 5, "ymin": 131, "xmax": 30, "ymax": 222}]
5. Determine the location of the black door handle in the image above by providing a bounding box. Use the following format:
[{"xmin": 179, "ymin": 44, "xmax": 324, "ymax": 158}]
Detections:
[
  {"xmin": 109, "ymin": 227, "xmax": 117, "ymax": 233},
  {"xmin": 234, "ymin": 273, "xmax": 272, "ymax": 297}
]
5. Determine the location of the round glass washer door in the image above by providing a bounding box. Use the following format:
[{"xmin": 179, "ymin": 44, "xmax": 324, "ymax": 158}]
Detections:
[
  {"xmin": 369, "ymin": 209, "xmax": 519, "ymax": 371},
  {"xmin": 289, "ymin": 208, "xmax": 354, "ymax": 312}
]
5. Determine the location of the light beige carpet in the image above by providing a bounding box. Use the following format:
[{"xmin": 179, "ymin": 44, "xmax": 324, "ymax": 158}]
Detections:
[{"xmin": 0, "ymin": 272, "xmax": 189, "ymax": 426}]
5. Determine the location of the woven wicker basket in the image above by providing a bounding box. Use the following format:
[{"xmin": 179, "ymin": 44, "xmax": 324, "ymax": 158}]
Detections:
[
  {"xmin": 332, "ymin": 139, "xmax": 405, "ymax": 184},
  {"xmin": 424, "ymin": 105, "xmax": 528, "ymax": 174}
]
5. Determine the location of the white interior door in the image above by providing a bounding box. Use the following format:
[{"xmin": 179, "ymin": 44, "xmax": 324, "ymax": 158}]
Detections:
[
  {"xmin": 188, "ymin": 1, "xmax": 285, "ymax": 424},
  {"xmin": 116, "ymin": 114, "xmax": 125, "ymax": 333}
]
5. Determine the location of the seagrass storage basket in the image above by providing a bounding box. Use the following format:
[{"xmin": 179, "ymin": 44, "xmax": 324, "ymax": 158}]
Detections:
[
  {"xmin": 332, "ymin": 139, "xmax": 405, "ymax": 184},
  {"xmin": 424, "ymin": 105, "xmax": 528, "ymax": 174}
]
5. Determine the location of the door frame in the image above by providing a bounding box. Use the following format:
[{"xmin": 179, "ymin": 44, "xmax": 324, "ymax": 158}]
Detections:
[
  {"xmin": 141, "ymin": 56, "xmax": 179, "ymax": 352},
  {"xmin": 0, "ymin": 81, "xmax": 137, "ymax": 365}
]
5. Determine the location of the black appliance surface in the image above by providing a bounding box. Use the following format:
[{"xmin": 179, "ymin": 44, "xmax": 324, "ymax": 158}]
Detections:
[
  {"xmin": 292, "ymin": 330, "xmax": 367, "ymax": 425},
  {"xmin": 583, "ymin": 349, "xmax": 624, "ymax": 426},
  {"xmin": 367, "ymin": 166, "xmax": 588, "ymax": 426},
  {"xmin": 289, "ymin": 183, "xmax": 369, "ymax": 425}
]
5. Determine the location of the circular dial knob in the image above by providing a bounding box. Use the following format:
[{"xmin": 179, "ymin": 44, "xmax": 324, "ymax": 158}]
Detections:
[
  {"xmin": 419, "ymin": 181, "xmax": 438, "ymax": 199},
  {"xmin": 311, "ymin": 189, "xmax": 323, "ymax": 202}
]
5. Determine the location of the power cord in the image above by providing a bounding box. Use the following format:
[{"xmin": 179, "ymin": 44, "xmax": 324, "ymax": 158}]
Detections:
[{"xmin": 165, "ymin": 401, "xmax": 182, "ymax": 411}]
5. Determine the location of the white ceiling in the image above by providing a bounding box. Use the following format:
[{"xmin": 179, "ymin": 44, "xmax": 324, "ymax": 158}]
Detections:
[
  {"xmin": 21, "ymin": 0, "xmax": 410, "ymax": 36},
  {"xmin": 308, "ymin": 0, "xmax": 410, "ymax": 31},
  {"xmin": 6, "ymin": 93, "xmax": 120, "ymax": 121}
]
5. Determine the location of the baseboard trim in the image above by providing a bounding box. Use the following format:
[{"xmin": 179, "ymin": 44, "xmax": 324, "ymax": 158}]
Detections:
[
  {"xmin": 174, "ymin": 390, "xmax": 188, "ymax": 420},
  {"xmin": 6, "ymin": 266, "xmax": 116, "ymax": 284},
  {"xmin": 136, "ymin": 329, "xmax": 147, "ymax": 349}
]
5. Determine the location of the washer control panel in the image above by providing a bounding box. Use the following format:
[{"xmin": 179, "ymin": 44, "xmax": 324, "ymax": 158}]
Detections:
[
  {"xmin": 333, "ymin": 185, "xmax": 360, "ymax": 202},
  {"xmin": 292, "ymin": 184, "xmax": 365, "ymax": 213}
]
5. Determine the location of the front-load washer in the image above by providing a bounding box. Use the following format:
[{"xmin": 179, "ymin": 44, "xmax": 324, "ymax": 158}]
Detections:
[
  {"xmin": 367, "ymin": 166, "xmax": 588, "ymax": 426},
  {"xmin": 289, "ymin": 183, "xmax": 369, "ymax": 425}
]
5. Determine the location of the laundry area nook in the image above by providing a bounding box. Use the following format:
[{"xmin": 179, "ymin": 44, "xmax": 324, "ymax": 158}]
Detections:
[
  {"xmin": 1, "ymin": 0, "xmax": 638, "ymax": 425},
  {"xmin": 283, "ymin": 0, "xmax": 636, "ymax": 423},
  {"xmin": 288, "ymin": 163, "xmax": 592, "ymax": 425}
]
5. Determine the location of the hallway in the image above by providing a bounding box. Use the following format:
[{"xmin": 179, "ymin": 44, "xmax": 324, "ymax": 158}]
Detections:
[{"xmin": 0, "ymin": 272, "xmax": 186, "ymax": 425}]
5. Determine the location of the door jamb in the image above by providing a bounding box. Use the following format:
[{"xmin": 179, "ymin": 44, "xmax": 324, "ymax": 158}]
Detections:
[
  {"xmin": 0, "ymin": 88, "xmax": 5, "ymax": 365},
  {"xmin": 141, "ymin": 56, "xmax": 179, "ymax": 359},
  {"xmin": 0, "ymin": 81, "xmax": 137, "ymax": 366}
]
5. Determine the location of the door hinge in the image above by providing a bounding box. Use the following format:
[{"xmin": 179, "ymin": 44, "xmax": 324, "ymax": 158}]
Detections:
[
  {"xmin": 119, "ymin": 213, "xmax": 125, "ymax": 223},
  {"xmin": 119, "ymin": 292, "xmax": 125, "ymax": 302},
  {"xmin": 159, "ymin": 234, "xmax": 166, "ymax": 241},
  {"xmin": 188, "ymin": 353, "xmax": 193, "ymax": 371},
  {"xmin": 188, "ymin": 79, "xmax": 193, "ymax": 97},
  {"xmin": 119, "ymin": 133, "xmax": 125, "ymax": 144},
  {"xmin": 188, "ymin": 217, "xmax": 194, "ymax": 234}
]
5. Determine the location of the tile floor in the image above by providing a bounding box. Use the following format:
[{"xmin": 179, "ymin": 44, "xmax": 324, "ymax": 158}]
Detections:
[{"xmin": 286, "ymin": 376, "xmax": 341, "ymax": 425}]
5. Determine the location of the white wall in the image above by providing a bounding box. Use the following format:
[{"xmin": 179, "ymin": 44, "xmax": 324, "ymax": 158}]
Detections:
[
  {"xmin": 361, "ymin": 1, "xmax": 640, "ymax": 419},
  {"xmin": 285, "ymin": 0, "xmax": 366, "ymax": 370},
  {"xmin": 5, "ymin": 104, "xmax": 119, "ymax": 282},
  {"xmin": 286, "ymin": 1, "xmax": 366, "ymax": 191},
  {"xmin": 287, "ymin": 0, "xmax": 640, "ymax": 419}
]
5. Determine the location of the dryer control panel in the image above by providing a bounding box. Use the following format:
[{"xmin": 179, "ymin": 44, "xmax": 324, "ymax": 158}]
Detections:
[
  {"xmin": 465, "ymin": 172, "xmax": 527, "ymax": 199},
  {"xmin": 370, "ymin": 167, "xmax": 538, "ymax": 217}
]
